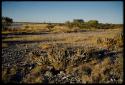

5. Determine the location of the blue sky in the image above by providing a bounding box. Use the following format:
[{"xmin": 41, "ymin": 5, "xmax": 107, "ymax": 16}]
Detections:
[{"xmin": 2, "ymin": 1, "xmax": 123, "ymax": 24}]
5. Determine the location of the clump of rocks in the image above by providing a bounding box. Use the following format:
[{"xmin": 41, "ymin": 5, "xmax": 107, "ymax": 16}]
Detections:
[{"xmin": 42, "ymin": 70, "xmax": 81, "ymax": 84}]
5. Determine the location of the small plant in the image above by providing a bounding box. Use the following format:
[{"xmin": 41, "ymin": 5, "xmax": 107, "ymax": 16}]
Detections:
[
  {"xmin": 82, "ymin": 67, "xmax": 92, "ymax": 76},
  {"xmin": 25, "ymin": 25, "xmax": 29, "ymax": 28},
  {"xmin": 97, "ymin": 37, "xmax": 103, "ymax": 44},
  {"xmin": 38, "ymin": 44, "xmax": 52, "ymax": 50}
]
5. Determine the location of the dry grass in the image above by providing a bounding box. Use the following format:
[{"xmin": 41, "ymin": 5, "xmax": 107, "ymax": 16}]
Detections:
[
  {"xmin": 3, "ymin": 28, "xmax": 122, "ymax": 46},
  {"xmin": 2, "ymin": 27, "xmax": 123, "ymax": 83},
  {"xmin": 21, "ymin": 24, "xmax": 50, "ymax": 32},
  {"xmin": 38, "ymin": 43, "xmax": 52, "ymax": 50}
]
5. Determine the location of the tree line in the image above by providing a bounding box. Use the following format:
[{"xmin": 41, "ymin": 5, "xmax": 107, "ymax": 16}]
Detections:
[
  {"xmin": 64, "ymin": 19, "xmax": 122, "ymax": 29},
  {"xmin": 2, "ymin": 17, "xmax": 122, "ymax": 31}
]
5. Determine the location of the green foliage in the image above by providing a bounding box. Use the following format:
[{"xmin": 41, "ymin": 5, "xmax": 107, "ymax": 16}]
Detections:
[
  {"xmin": 72, "ymin": 19, "xmax": 84, "ymax": 28},
  {"xmin": 65, "ymin": 19, "xmax": 100, "ymax": 29},
  {"xmin": 2, "ymin": 17, "xmax": 13, "ymax": 31},
  {"xmin": 73, "ymin": 19, "xmax": 84, "ymax": 23},
  {"xmin": 64, "ymin": 19, "xmax": 122, "ymax": 30},
  {"xmin": 85, "ymin": 20, "xmax": 99, "ymax": 29},
  {"xmin": 87, "ymin": 20, "xmax": 98, "ymax": 25}
]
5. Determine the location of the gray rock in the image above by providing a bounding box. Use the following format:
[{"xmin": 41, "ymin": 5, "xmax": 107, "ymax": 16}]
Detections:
[{"xmin": 45, "ymin": 71, "xmax": 53, "ymax": 78}]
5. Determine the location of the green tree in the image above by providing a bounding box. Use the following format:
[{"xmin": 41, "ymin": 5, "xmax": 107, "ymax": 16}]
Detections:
[
  {"xmin": 73, "ymin": 19, "xmax": 84, "ymax": 23},
  {"xmin": 87, "ymin": 20, "xmax": 98, "ymax": 25},
  {"xmin": 72, "ymin": 19, "xmax": 84, "ymax": 28},
  {"xmin": 2, "ymin": 17, "xmax": 13, "ymax": 31},
  {"xmin": 86, "ymin": 20, "xmax": 99, "ymax": 29}
]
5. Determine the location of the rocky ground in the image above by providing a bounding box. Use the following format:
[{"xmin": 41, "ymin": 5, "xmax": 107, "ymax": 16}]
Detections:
[
  {"xmin": 2, "ymin": 29, "xmax": 123, "ymax": 84},
  {"xmin": 2, "ymin": 42, "xmax": 123, "ymax": 84}
]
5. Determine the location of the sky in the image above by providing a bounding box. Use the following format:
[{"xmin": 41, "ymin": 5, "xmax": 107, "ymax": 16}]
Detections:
[{"xmin": 2, "ymin": 1, "xmax": 123, "ymax": 24}]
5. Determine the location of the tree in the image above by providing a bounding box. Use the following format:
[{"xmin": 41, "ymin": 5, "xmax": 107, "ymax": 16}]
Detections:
[
  {"xmin": 87, "ymin": 20, "xmax": 98, "ymax": 25},
  {"xmin": 86, "ymin": 20, "xmax": 99, "ymax": 28},
  {"xmin": 72, "ymin": 19, "xmax": 84, "ymax": 28},
  {"xmin": 2, "ymin": 17, "xmax": 13, "ymax": 31},
  {"xmin": 73, "ymin": 19, "xmax": 84, "ymax": 23}
]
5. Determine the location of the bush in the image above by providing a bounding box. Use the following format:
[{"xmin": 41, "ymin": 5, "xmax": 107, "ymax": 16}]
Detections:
[
  {"xmin": 25, "ymin": 25, "xmax": 29, "ymax": 28},
  {"xmin": 2, "ymin": 17, "xmax": 13, "ymax": 31}
]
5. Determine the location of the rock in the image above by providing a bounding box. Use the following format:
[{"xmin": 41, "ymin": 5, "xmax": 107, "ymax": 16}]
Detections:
[
  {"xmin": 45, "ymin": 71, "xmax": 53, "ymax": 78},
  {"xmin": 59, "ymin": 71, "xmax": 65, "ymax": 75},
  {"xmin": 46, "ymin": 66, "xmax": 53, "ymax": 70}
]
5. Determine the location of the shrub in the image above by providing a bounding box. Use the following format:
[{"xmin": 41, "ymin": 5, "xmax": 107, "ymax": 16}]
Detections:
[
  {"xmin": 82, "ymin": 67, "xmax": 92, "ymax": 76},
  {"xmin": 2, "ymin": 17, "xmax": 13, "ymax": 31},
  {"xmin": 25, "ymin": 25, "xmax": 29, "ymax": 28}
]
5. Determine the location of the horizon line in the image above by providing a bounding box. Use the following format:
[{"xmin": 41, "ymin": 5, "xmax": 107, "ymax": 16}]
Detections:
[{"xmin": 13, "ymin": 21, "xmax": 123, "ymax": 24}]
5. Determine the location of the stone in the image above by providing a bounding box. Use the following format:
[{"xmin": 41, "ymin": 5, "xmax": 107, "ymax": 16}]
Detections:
[{"xmin": 45, "ymin": 71, "xmax": 53, "ymax": 78}]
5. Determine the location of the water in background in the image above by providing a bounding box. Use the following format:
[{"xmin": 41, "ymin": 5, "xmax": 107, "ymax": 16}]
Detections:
[{"xmin": 9, "ymin": 23, "xmax": 23, "ymax": 29}]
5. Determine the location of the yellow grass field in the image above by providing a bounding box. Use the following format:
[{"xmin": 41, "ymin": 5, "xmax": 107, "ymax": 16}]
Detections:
[{"xmin": 2, "ymin": 26, "xmax": 123, "ymax": 84}]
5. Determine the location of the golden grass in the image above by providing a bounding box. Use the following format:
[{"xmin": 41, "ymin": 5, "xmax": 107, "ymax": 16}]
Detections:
[
  {"xmin": 38, "ymin": 43, "xmax": 52, "ymax": 50},
  {"xmin": 81, "ymin": 75, "xmax": 92, "ymax": 83},
  {"xmin": 2, "ymin": 27, "xmax": 123, "ymax": 83},
  {"xmin": 52, "ymin": 25, "xmax": 71, "ymax": 33},
  {"xmin": 30, "ymin": 65, "xmax": 42, "ymax": 75},
  {"xmin": 2, "ymin": 31, "xmax": 13, "ymax": 34},
  {"xmin": 65, "ymin": 66, "xmax": 74, "ymax": 74},
  {"xmin": 2, "ymin": 69, "xmax": 8, "ymax": 81},
  {"xmin": 3, "ymin": 28, "xmax": 122, "ymax": 46}
]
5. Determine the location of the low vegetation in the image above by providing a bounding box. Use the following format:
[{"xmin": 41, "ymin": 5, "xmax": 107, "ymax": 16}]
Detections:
[
  {"xmin": 2, "ymin": 17, "xmax": 123, "ymax": 33},
  {"xmin": 2, "ymin": 17, "xmax": 123, "ymax": 84}
]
